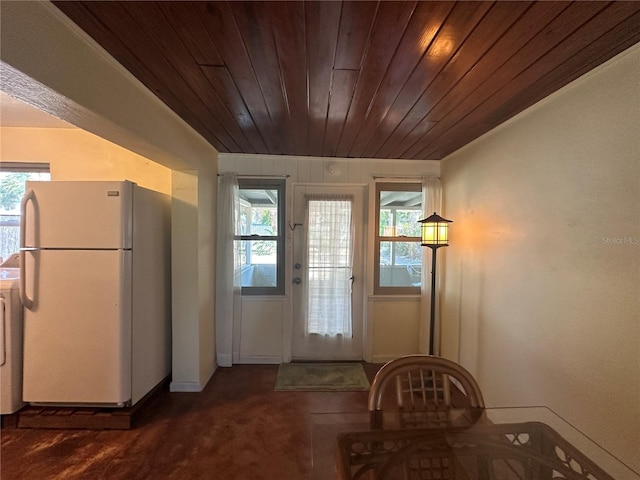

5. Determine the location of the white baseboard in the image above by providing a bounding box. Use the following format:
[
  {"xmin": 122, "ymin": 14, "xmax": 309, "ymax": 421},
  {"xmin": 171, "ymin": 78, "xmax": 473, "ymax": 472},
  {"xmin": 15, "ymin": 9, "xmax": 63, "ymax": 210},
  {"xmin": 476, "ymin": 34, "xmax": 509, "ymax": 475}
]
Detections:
[
  {"xmin": 201, "ymin": 361, "xmax": 216, "ymax": 387},
  {"xmin": 169, "ymin": 380, "xmax": 204, "ymax": 392},
  {"xmin": 237, "ymin": 355, "xmax": 282, "ymax": 364},
  {"xmin": 169, "ymin": 362, "xmax": 216, "ymax": 392},
  {"xmin": 371, "ymin": 354, "xmax": 402, "ymax": 364}
]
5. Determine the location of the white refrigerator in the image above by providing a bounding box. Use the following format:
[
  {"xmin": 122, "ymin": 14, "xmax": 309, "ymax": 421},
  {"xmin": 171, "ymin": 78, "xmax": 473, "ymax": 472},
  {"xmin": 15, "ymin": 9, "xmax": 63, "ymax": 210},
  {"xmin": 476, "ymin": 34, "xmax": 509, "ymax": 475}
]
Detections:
[{"xmin": 20, "ymin": 180, "xmax": 171, "ymax": 407}]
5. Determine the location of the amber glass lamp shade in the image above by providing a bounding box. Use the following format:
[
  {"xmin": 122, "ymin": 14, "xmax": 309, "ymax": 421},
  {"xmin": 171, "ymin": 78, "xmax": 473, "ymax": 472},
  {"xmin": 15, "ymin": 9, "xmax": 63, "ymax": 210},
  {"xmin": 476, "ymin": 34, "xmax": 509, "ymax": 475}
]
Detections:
[{"xmin": 419, "ymin": 212, "xmax": 452, "ymax": 247}]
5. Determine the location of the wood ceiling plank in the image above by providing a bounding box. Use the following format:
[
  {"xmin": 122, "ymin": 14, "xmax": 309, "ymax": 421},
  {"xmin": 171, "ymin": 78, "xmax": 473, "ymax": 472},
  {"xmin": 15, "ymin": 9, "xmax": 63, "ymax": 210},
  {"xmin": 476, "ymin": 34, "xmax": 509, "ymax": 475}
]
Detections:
[
  {"xmin": 481, "ymin": 3, "xmax": 640, "ymax": 129},
  {"xmin": 419, "ymin": 1, "xmax": 571, "ymax": 124},
  {"xmin": 196, "ymin": 1, "xmax": 281, "ymax": 154},
  {"xmin": 228, "ymin": 1, "xmax": 295, "ymax": 154},
  {"xmin": 378, "ymin": 1, "xmax": 532, "ymax": 159},
  {"xmin": 56, "ymin": 1, "xmax": 237, "ymax": 152},
  {"xmin": 334, "ymin": 1, "xmax": 379, "ymax": 70},
  {"xmin": 200, "ymin": 66, "xmax": 273, "ymax": 154},
  {"xmin": 306, "ymin": 1, "xmax": 342, "ymax": 157},
  {"xmin": 123, "ymin": 1, "xmax": 262, "ymax": 153},
  {"xmin": 54, "ymin": 1, "xmax": 638, "ymax": 160},
  {"xmin": 361, "ymin": 1, "xmax": 492, "ymax": 159},
  {"xmin": 401, "ymin": 1, "xmax": 606, "ymax": 159},
  {"xmin": 155, "ymin": 1, "xmax": 224, "ymax": 67},
  {"xmin": 322, "ymin": 0, "xmax": 377, "ymax": 156},
  {"xmin": 520, "ymin": 10, "xmax": 640, "ymax": 112},
  {"xmin": 346, "ymin": 1, "xmax": 455, "ymax": 158},
  {"xmin": 383, "ymin": 117, "xmax": 439, "ymax": 159},
  {"xmin": 427, "ymin": 5, "xmax": 640, "ymax": 159},
  {"xmin": 406, "ymin": 2, "xmax": 620, "ymax": 158},
  {"xmin": 335, "ymin": 1, "xmax": 418, "ymax": 157},
  {"xmin": 324, "ymin": 69, "xmax": 359, "ymax": 157},
  {"xmin": 268, "ymin": 1, "xmax": 309, "ymax": 156},
  {"xmin": 156, "ymin": 3, "xmax": 265, "ymax": 152}
]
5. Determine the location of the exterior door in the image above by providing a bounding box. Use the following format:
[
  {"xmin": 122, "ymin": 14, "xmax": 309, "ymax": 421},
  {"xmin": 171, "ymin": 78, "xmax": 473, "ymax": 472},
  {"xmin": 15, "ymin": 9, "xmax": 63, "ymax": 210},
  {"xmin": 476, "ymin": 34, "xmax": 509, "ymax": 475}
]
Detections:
[{"xmin": 291, "ymin": 185, "xmax": 364, "ymax": 360}]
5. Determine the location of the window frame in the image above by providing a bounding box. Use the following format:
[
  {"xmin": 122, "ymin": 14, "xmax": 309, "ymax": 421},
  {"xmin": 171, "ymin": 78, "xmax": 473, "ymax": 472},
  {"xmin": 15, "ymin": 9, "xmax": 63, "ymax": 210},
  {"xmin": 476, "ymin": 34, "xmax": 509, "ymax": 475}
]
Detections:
[
  {"xmin": 374, "ymin": 182, "xmax": 422, "ymax": 295},
  {"xmin": 0, "ymin": 162, "xmax": 51, "ymax": 261},
  {"xmin": 0, "ymin": 162, "xmax": 50, "ymax": 173},
  {"xmin": 236, "ymin": 178, "xmax": 285, "ymax": 296}
]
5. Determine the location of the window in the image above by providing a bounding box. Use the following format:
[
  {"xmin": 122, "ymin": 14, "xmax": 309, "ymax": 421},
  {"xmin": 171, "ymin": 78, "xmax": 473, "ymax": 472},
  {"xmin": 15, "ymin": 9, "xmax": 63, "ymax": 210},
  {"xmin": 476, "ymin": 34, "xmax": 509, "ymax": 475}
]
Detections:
[
  {"xmin": 0, "ymin": 163, "xmax": 50, "ymax": 261},
  {"xmin": 374, "ymin": 183, "xmax": 423, "ymax": 294},
  {"xmin": 237, "ymin": 179, "xmax": 285, "ymax": 295}
]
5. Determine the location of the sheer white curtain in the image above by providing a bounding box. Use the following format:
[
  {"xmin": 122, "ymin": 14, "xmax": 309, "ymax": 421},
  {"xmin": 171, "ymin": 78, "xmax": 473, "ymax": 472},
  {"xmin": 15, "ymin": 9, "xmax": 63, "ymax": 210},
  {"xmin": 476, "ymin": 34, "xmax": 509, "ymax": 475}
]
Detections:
[
  {"xmin": 303, "ymin": 195, "xmax": 354, "ymax": 338},
  {"xmin": 420, "ymin": 177, "xmax": 443, "ymax": 355},
  {"xmin": 215, "ymin": 173, "xmax": 242, "ymax": 367}
]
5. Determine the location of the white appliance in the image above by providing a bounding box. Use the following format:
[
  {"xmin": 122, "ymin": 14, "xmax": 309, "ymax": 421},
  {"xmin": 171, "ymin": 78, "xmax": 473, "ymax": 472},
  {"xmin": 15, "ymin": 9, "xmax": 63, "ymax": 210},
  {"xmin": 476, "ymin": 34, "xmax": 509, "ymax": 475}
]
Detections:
[
  {"xmin": 20, "ymin": 181, "xmax": 171, "ymax": 407},
  {"xmin": 1, "ymin": 268, "xmax": 25, "ymax": 414}
]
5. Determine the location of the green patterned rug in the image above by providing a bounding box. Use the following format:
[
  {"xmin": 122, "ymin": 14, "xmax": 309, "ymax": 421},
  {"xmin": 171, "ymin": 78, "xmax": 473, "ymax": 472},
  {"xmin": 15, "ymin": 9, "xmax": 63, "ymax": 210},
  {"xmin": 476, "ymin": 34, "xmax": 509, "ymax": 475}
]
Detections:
[{"xmin": 274, "ymin": 363, "xmax": 370, "ymax": 392}]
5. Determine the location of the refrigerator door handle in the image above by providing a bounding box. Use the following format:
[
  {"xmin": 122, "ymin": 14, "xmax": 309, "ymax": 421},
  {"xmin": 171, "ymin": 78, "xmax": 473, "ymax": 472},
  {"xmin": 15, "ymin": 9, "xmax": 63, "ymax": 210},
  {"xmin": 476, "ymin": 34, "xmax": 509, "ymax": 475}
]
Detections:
[
  {"xmin": 0, "ymin": 296, "xmax": 6, "ymax": 366},
  {"xmin": 20, "ymin": 189, "xmax": 35, "ymax": 309}
]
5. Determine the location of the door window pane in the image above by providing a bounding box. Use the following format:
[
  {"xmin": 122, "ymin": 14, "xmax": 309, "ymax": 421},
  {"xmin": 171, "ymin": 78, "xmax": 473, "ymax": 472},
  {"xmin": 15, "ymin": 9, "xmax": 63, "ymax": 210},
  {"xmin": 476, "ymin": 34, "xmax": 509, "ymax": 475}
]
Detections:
[{"xmin": 306, "ymin": 198, "xmax": 353, "ymax": 336}]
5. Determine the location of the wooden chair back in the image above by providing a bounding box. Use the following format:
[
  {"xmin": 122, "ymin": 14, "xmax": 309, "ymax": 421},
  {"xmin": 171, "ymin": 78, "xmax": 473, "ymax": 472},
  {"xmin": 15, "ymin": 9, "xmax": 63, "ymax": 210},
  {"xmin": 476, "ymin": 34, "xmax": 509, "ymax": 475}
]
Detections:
[{"xmin": 368, "ymin": 355, "xmax": 485, "ymax": 429}]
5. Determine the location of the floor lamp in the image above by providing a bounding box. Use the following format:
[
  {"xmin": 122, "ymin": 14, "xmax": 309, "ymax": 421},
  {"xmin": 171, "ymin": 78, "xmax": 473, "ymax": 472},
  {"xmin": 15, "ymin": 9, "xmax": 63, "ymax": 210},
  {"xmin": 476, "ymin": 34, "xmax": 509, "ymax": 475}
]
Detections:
[{"xmin": 419, "ymin": 212, "xmax": 452, "ymax": 356}]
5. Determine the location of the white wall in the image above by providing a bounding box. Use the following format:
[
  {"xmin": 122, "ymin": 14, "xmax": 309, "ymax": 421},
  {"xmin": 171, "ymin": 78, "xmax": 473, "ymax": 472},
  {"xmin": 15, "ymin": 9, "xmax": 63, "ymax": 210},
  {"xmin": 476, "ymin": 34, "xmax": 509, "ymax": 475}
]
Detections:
[
  {"xmin": 441, "ymin": 44, "xmax": 640, "ymax": 470},
  {"xmin": 1, "ymin": 127, "xmax": 171, "ymax": 194},
  {"xmin": 219, "ymin": 154, "xmax": 440, "ymax": 363},
  {"xmin": 1, "ymin": 1, "xmax": 219, "ymax": 392}
]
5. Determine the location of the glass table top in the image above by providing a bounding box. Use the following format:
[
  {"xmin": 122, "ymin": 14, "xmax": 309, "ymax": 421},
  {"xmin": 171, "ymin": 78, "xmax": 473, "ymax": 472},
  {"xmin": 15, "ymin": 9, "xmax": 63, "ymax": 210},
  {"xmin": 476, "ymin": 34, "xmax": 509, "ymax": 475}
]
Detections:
[{"xmin": 310, "ymin": 406, "xmax": 639, "ymax": 480}]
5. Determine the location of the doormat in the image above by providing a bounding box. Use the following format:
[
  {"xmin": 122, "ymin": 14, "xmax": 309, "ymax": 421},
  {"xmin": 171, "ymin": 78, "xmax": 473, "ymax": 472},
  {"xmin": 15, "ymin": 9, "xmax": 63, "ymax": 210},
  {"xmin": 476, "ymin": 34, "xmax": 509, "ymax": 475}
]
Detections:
[{"xmin": 275, "ymin": 363, "xmax": 370, "ymax": 392}]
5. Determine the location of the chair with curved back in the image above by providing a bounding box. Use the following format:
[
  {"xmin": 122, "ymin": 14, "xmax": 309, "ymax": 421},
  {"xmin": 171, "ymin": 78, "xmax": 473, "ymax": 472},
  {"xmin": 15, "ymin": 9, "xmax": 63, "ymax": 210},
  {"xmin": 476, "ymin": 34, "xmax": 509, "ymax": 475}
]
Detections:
[{"xmin": 368, "ymin": 355, "xmax": 485, "ymax": 430}]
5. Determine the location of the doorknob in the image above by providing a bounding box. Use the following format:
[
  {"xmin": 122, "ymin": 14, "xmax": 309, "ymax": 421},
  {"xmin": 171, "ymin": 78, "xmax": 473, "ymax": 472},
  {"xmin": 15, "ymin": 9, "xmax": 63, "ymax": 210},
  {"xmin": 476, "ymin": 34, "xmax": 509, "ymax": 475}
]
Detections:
[{"xmin": 293, "ymin": 277, "xmax": 302, "ymax": 284}]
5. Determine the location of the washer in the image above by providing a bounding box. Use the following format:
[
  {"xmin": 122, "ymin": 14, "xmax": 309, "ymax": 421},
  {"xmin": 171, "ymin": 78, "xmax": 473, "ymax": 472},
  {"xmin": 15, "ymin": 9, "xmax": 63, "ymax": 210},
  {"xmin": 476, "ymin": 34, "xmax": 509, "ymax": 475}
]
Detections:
[{"xmin": 1, "ymin": 268, "xmax": 25, "ymax": 415}]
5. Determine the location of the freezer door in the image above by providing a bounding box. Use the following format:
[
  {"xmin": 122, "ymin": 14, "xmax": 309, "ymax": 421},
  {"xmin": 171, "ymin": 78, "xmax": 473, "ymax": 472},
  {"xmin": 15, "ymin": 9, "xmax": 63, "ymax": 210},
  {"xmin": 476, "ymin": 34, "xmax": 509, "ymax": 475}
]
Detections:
[
  {"xmin": 22, "ymin": 181, "xmax": 133, "ymax": 249},
  {"xmin": 22, "ymin": 249, "xmax": 133, "ymax": 405}
]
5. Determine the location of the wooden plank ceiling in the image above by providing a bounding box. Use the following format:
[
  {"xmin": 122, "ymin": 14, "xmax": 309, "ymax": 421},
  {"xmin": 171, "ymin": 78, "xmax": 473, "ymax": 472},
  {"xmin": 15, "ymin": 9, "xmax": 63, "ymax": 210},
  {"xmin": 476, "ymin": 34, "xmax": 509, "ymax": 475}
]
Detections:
[{"xmin": 53, "ymin": 1, "xmax": 640, "ymax": 161}]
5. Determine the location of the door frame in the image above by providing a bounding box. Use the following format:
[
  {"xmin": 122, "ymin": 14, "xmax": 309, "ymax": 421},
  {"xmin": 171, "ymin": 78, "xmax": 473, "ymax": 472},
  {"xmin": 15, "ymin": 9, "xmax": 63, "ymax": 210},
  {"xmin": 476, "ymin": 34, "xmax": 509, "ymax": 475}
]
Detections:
[{"xmin": 288, "ymin": 183, "xmax": 367, "ymax": 361}]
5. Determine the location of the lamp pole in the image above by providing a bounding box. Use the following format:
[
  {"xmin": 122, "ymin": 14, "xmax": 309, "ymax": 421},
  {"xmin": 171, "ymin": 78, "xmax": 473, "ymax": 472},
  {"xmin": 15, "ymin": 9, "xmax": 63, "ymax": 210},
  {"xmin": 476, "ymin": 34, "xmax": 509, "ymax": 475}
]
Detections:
[
  {"xmin": 418, "ymin": 213, "xmax": 452, "ymax": 356},
  {"xmin": 427, "ymin": 244, "xmax": 439, "ymax": 356}
]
